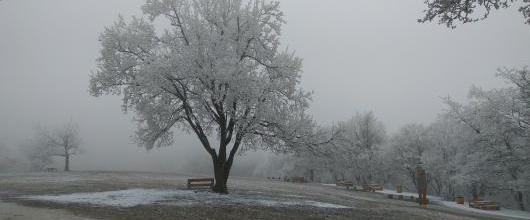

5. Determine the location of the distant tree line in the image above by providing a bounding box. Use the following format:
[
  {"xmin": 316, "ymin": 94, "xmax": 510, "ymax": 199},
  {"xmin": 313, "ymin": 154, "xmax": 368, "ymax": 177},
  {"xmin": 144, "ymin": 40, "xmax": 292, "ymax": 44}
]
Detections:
[{"xmin": 268, "ymin": 69, "xmax": 529, "ymax": 210}]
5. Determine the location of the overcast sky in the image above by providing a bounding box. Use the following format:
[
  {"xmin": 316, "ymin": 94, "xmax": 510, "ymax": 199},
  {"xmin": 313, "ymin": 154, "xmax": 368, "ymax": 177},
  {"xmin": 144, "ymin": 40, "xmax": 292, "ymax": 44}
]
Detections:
[{"xmin": 1, "ymin": 0, "xmax": 529, "ymax": 172}]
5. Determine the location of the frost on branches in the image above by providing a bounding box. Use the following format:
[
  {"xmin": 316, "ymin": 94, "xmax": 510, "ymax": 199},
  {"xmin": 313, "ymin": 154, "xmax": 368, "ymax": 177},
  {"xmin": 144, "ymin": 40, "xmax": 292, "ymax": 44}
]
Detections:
[
  {"xmin": 89, "ymin": 0, "xmax": 317, "ymax": 193},
  {"xmin": 419, "ymin": 0, "xmax": 530, "ymax": 28},
  {"xmin": 266, "ymin": 69, "xmax": 529, "ymax": 210},
  {"xmin": 22, "ymin": 121, "xmax": 82, "ymax": 172},
  {"xmin": 444, "ymin": 67, "xmax": 530, "ymax": 210}
]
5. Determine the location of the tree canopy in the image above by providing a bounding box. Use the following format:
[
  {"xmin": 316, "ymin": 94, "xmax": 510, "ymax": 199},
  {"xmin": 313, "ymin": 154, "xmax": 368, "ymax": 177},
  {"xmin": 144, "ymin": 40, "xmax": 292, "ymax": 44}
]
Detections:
[{"xmin": 89, "ymin": 0, "xmax": 317, "ymax": 193}]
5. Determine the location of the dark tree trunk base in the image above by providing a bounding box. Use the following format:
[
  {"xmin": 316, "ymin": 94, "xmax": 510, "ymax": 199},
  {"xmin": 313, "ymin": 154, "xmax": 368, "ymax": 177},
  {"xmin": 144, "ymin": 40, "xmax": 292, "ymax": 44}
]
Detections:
[
  {"xmin": 64, "ymin": 154, "xmax": 70, "ymax": 172},
  {"xmin": 516, "ymin": 191, "xmax": 525, "ymax": 211},
  {"xmin": 212, "ymin": 159, "xmax": 230, "ymax": 194},
  {"xmin": 212, "ymin": 182, "xmax": 228, "ymax": 194}
]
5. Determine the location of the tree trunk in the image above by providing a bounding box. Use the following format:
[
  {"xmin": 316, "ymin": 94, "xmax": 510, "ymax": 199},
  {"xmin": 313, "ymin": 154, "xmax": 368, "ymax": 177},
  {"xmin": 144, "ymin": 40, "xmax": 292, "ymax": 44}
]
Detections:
[
  {"xmin": 470, "ymin": 183, "xmax": 479, "ymax": 201},
  {"xmin": 355, "ymin": 175, "xmax": 361, "ymax": 185},
  {"xmin": 64, "ymin": 154, "xmax": 70, "ymax": 171},
  {"xmin": 409, "ymin": 169, "xmax": 418, "ymax": 190},
  {"xmin": 516, "ymin": 191, "xmax": 525, "ymax": 211},
  {"xmin": 329, "ymin": 168, "xmax": 337, "ymax": 182},
  {"xmin": 212, "ymin": 159, "xmax": 230, "ymax": 194}
]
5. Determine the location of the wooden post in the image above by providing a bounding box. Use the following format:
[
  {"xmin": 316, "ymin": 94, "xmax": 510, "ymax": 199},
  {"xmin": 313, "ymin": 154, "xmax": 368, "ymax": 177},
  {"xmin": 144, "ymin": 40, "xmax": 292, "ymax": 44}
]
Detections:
[
  {"xmin": 456, "ymin": 196, "xmax": 465, "ymax": 205},
  {"xmin": 416, "ymin": 164, "xmax": 428, "ymax": 208},
  {"xmin": 396, "ymin": 185, "xmax": 402, "ymax": 193}
]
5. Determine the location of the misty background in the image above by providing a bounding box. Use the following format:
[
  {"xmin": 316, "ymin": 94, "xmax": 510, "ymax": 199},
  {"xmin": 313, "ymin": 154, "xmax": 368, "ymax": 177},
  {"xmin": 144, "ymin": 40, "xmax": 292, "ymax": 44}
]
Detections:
[{"xmin": 1, "ymin": 0, "xmax": 529, "ymax": 175}]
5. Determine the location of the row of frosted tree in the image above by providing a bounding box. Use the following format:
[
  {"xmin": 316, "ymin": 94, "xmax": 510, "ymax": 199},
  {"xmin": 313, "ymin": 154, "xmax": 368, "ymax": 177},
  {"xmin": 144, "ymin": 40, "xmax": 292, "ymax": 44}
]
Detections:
[{"xmin": 266, "ymin": 69, "xmax": 529, "ymax": 210}]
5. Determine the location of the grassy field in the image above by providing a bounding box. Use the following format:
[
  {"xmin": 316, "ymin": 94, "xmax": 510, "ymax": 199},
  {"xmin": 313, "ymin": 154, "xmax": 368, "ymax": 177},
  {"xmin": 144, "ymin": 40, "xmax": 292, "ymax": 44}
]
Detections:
[{"xmin": 0, "ymin": 171, "xmax": 516, "ymax": 220}]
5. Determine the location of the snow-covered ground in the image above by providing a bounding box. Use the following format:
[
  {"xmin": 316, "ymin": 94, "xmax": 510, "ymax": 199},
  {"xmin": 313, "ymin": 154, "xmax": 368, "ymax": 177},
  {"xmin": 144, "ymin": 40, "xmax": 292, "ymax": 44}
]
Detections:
[
  {"xmin": 20, "ymin": 188, "xmax": 350, "ymax": 209},
  {"xmin": 439, "ymin": 201, "xmax": 530, "ymax": 220},
  {"xmin": 375, "ymin": 189, "xmax": 442, "ymax": 201},
  {"xmin": 0, "ymin": 172, "xmax": 509, "ymax": 219},
  {"xmin": 375, "ymin": 188, "xmax": 530, "ymax": 220}
]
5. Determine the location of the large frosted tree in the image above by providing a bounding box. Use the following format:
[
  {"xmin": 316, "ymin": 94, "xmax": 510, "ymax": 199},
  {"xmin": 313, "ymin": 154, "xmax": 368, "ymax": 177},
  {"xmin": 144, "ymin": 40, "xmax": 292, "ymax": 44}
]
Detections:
[{"xmin": 89, "ymin": 0, "xmax": 315, "ymax": 193}]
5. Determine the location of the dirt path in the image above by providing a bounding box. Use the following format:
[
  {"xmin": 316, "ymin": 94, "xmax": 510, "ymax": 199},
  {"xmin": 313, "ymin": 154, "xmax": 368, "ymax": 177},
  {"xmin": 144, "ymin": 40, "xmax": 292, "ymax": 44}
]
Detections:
[{"xmin": 0, "ymin": 201, "xmax": 93, "ymax": 220}]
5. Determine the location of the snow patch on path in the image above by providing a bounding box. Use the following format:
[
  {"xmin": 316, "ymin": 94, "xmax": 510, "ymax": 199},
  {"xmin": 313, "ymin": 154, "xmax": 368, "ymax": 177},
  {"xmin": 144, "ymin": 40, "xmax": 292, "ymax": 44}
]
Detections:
[
  {"xmin": 439, "ymin": 201, "xmax": 530, "ymax": 220},
  {"xmin": 20, "ymin": 189, "xmax": 350, "ymax": 209},
  {"xmin": 22, "ymin": 189, "xmax": 185, "ymax": 207},
  {"xmin": 376, "ymin": 189, "xmax": 442, "ymax": 201},
  {"xmin": 375, "ymin": 188, "xmax": 530, "ymax": 220}
]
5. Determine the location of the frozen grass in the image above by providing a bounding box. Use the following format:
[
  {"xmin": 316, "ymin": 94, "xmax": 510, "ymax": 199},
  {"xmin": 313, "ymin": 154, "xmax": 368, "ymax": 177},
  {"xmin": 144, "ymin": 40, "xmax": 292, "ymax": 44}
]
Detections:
[
  {"xmin": 0, "ymin": 172, "xmax": 104, "ymax": 184},
  {"xmin": 0, "ymin": 172, "xmax": 503, "ymax": 219},
  {"xmin": 21, "ymin": 188, "xmax": 350, "ymax": 209}
]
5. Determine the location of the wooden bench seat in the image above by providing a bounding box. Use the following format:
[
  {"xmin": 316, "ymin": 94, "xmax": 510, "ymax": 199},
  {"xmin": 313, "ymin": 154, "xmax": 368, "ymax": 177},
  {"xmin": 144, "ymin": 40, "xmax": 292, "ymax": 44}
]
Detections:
[
  {"xmin": 336, "ymin": 180, "xmax": 354, "ymax": 189},
  {"xmin": 469, "ymin": 200, "xmax": 500, "ymax": 210},
  {"xmin": 187, "ymin": 178, "xmax": 214, "ymax": 190},
  {"xmin": 285, "ymin": 176, "xmax": 307, "ymax": 183},
  {"xmin": 362, "ymin": 184, "xmax": 383, "ymax": 192},
  {"xmin": 45, "ymin": 167, "xmax": 58, "ymax": 172}
]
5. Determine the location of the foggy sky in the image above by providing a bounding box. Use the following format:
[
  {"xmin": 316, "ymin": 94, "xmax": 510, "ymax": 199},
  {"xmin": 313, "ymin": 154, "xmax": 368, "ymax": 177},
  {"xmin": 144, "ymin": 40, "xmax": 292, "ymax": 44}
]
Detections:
[{"xmin": 1, "ymin": 0, "xmax": 529, "ymax": 172}]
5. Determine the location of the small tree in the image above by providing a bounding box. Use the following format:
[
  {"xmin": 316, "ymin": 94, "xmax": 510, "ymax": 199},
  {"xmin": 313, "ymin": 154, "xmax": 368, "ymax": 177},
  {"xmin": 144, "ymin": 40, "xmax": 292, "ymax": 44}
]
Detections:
[
  {"xmin": 424, "ymin": 114, "xmax": 474, "ymax": 200},
  {"xmin": 90, "ymin": 0, "xmax": 315, "ymax": 193},
  {"xmin": 0, "ymin": 142, "xmax": 18, "ymax": 172},
  {"xmin": 22, "ymin": 139, "xmax": 54, "ymax": 171},
  {"xmin": 336, "ymin": 112, "xmax": 386, "ymax": 184},
  {"xmin": 36, "ymin": 121, "xmax": 82, "ymax": 171},
  {"xmin": 390, "ymin": 124, "xmax": 430, "ymax": 190}
]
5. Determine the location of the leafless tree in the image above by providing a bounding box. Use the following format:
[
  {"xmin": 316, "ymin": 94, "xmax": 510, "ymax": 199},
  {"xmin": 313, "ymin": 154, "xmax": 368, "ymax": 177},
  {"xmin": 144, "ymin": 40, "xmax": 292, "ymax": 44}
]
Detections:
[
  {"xmin": 35, "ymin": 121, "xmax": 82, "ymax": 171},
  {"xmin": 0, "ymin": 142, "xmax": 17, "ymax": 172}
]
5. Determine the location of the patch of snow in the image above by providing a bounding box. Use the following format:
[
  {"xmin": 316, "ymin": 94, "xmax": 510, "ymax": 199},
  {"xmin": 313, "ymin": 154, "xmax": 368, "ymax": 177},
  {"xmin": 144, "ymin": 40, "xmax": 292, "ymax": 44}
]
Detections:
[
  {"xmin": 283, "ymin": 194, "xmax": 306, "ymax": 198},
  {"xmin": 321, "ymin": 184, "xmax": 336, "ymax": 186},
  {"xmin": 22, "ymin": 189, "xmax": 189, "ymax": 208},
  {"xmin": 21, "ymin": 189, "xmax": 350, "ymax": 209},
  {"xmin": 438, "ymin": 201, "xmax": 530, "ymax": 220},
  {"xmin": 304, "ymin": 201, "xmax": 350, "ymax": 209},
  {"xmin": 376, "ymin": 189, "xmax": 442, "ymax": 201}
]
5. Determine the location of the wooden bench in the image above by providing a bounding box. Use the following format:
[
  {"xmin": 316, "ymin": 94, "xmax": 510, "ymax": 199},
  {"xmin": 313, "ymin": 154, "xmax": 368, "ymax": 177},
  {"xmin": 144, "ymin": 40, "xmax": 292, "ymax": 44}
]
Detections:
[
  {"xmin": 285, "ymin": 176, "xmax": 307, "ymax": 183},
  {"xmin": 45, "ymin": 167, "xmax": 58, "ymax": 172},
  {"xmin": 336, "ymin": 180, "xmax": 354, "ymax": 189},
  {"xmin": 187, "ymin": 178, "xmax": 214, "ymax": 190},
  {"xmin": 387, "ymin": 194, "xmax": 405, "ymax": 200},
  {"xmin": 469, "ymin": 200, "xmax": 500, "ymax": 210},
  {"xmin": 267, "ymin": 176, "xmax": 281, "ymax": 181},
  {"xmin": 362, "ymin": 184, "xmax": 383, "ymax": 192}
]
